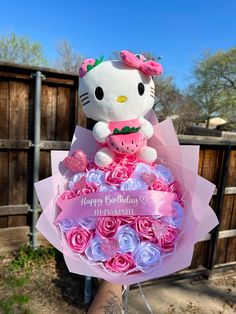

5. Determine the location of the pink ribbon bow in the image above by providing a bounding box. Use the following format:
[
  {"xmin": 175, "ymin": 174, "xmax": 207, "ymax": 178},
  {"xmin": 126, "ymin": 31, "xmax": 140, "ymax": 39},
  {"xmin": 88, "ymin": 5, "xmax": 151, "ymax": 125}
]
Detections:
[{"xmin": 120, "ymin": 50, "xmax": 163, "ymax": 76}]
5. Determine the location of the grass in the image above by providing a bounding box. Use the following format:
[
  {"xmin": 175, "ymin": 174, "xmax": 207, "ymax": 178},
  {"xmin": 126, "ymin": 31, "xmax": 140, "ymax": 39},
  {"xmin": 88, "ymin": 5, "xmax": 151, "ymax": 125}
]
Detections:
[
  {"xmin": 0, "ymin": 245, "xmax": 56, "ymax": 314},
  {"xmin": 8, "ymin": 245, "xmax": 56, "ymax": 271},
  {"xmin": 0, "ymin": 294, "xmax": 32, "ymax": 314}
]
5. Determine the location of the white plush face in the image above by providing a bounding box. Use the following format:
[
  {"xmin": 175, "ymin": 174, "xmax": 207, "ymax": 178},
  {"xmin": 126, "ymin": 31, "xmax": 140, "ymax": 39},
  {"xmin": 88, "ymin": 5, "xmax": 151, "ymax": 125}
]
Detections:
[{"xmin": 79, "ymin": 61, "xmax": 155, "ymax": 122}]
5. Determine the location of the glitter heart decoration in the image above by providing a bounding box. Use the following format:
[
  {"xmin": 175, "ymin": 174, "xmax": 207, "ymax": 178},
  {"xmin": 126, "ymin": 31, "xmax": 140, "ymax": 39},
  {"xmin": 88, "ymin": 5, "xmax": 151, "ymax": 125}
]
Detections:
[
  {"xmin": 63, "ymin": 150, "xmax": 87, "ymax": 172},
  {"xmin": 152, "ymin": 220, "xmax": 168, "ymax": 240},
  {"xmin": 101, "ymin": 238, "xmax": 119, "ymax": 258},
  {"xmin": 141, "ymin": 172, "xmax": 157, "ymax": 186},
  {"xmin": 73, "ymin": 177, "xmax": 86, "ymax": 190}
]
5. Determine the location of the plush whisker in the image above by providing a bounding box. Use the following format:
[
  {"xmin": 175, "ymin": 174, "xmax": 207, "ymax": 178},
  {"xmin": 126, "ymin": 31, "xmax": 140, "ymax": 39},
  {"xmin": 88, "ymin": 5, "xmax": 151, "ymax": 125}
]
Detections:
[
  {"xmin": 82, "ymin": 100, "xmax": 90, "ymax": 106},
  {"xmin": 150, "ymin": 94, "xmax": 155, "ymax": 99},
  {"xmin": 79, "ymin": 92, "xmax": 88, "ymax": 98},
  {"xmin": 80, "ymin": 95, "xmax": 89, "ymax": 102}
]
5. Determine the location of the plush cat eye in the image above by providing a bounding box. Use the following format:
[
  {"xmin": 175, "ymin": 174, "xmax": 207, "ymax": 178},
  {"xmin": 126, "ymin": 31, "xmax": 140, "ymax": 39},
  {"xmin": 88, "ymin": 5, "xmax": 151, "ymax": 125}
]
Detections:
[
  {"xmin": 138, "ymin": 82, "xmax": 145, "ymax": 96},
  {"xmin": 95, "ymin": 86, "xmax": 104, "ymax": 100}
]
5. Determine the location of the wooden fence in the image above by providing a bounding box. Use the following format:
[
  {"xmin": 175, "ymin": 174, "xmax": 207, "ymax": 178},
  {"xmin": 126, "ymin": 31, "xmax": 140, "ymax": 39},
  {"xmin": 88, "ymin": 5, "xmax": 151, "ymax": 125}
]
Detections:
[{"xmin": 0, "ymin": 63, "xmax": 235, "ymax": 279}]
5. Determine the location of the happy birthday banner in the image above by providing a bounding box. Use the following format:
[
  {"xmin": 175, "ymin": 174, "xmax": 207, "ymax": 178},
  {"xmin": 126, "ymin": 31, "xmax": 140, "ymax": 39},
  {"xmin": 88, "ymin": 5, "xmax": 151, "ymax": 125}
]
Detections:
[{"xmin": 55, "ymin": 190, "xmax": 174, "ymax": 222}]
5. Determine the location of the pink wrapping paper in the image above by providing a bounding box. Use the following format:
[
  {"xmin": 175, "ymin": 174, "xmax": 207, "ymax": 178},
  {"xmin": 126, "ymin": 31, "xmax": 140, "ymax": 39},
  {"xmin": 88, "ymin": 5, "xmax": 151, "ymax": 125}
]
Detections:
[{"xmin": 35, "ymin": 110, "xmax": 218, "ymax": 284}]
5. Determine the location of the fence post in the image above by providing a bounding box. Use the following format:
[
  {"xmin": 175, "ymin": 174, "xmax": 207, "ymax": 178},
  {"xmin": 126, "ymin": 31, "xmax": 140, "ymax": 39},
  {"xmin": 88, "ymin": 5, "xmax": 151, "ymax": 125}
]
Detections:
[
  {"xmin": 208, "ymin": 145, "xmax": 231, "ymax": 270},
  {"xmin": 30, "ymin": 71, "xmax": 44, "ymax": 249}
]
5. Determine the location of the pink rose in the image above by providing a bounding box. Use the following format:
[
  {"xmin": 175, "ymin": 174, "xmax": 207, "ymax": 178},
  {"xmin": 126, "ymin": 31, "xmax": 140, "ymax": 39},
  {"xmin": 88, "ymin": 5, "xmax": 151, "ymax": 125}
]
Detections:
[
  {"xmin": 132, "ymin": 216, "xmax": 156, "ymax": 241},
  {"xmin": 74, "ymin": 181, "xmax": 97, "ymax": 196},
  {"xmin": 96, "ymin": 217, "xmax": 120, "ymax": 238},
  {"xmin": 105, "ymin": 164, "xmax": 132, "ymax": 186},
  {"xmin": 116, "ymin": 154, "xmax": 138, "ymax": 168},
  {"xmin": 168, "ymin": 182, "xmax": 178, "ymax": 193},
  {"xmin": 151, "ymin": 180, "xmax": 169, "ymax": 192},
  {"xmin": 119, "ymin": 216, "xmax": 137, "ymax": 225},
  {"xmin": 60, "ymin": 190, "xmax": 75, "ymax": 200},
  {"xmin": 173, "ymin": 193, "xmax": 184, "ymax": 206},
  {"xmin": 87, "ymin": 160, "xmax": 98, "ymax": 171},
  {"xmin": 154, "ymin": 220, "xmax": 179, "ymax": 253},
  {"xmin": 105, "ymin": 253, "xmax": 135, "ymax": 272},
  {"xmin": 66, "ymin": 227, "xmax": 92, "ymax": 253}
]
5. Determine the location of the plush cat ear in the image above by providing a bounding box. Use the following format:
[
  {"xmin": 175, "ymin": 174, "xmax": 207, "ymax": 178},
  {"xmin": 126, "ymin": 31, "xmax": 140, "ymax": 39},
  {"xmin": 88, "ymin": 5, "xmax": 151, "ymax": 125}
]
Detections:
[{"xmin": 79, "ymin": 56, "xmax": 104, "ymax": 78}]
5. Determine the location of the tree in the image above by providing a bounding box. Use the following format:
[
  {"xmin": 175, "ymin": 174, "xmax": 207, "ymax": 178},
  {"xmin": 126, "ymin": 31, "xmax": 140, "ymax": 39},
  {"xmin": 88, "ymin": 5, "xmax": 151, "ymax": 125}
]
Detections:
[
  {"xmin": 54, "ymin": 40, "xmax": 84, "ymax": 72},
  {"xmin": 188, "ymin": 47, "xmax": 236, "ymax": 126},
  {"xmin": 154, "ymin": 76, "xmax": 200, "ymax": 133},
  {"xmin": 0, "ymin": 32, "xmax": 47, "ymax": 66}
]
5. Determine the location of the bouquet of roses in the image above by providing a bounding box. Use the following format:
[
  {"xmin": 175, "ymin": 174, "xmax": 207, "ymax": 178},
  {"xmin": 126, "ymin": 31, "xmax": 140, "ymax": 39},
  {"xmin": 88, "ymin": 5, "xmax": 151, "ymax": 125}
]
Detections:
[{"xmin": 35, "ymin": 113, "xmax": 218, "ymax": 285}]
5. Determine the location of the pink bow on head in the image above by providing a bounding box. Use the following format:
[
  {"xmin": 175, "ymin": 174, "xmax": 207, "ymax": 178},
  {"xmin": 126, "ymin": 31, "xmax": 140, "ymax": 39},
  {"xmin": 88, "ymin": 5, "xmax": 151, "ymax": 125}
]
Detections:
[{"xmin": 120, "ymin": 50, "xmax": 163, "ymax": 76}]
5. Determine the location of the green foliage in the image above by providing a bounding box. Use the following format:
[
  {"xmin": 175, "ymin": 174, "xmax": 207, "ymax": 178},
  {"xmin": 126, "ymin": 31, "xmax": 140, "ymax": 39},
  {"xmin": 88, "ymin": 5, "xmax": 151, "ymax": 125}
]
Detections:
[
  {"xmin": 0, "ymin": 294, "xmax": 31, "ymax": 314},
  {"xmin": 87, "ymin": 55, "xmax": 104, "ymax": 72},
  {"xmin": 113, "ymin": 126, "xmax": 141, "ymax": 135},
  {"xmin": 9, "ymin": 245, "xmax": 56, "ymax": 270},
  {"xmin": 0, "ymin": 32, "xmax": 48, "ymax": 66},
  {"xmin": 189, "ymin": 47, "xmax": 236, "ymax": 122},
  {"xmin": 5, "ymin": 276, "xmax": 29, "ymax": 288}
]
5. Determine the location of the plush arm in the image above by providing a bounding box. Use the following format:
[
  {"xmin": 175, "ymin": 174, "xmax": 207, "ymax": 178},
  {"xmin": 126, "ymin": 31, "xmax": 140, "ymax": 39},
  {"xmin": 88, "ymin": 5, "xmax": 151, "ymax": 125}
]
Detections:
[
  {"xmin": 93, "ymin": 121, "xmax": 111, "ymax": 143},
  {"xmin": 139, "ymin": 118, "xmax": 154, "ymax": 139}
]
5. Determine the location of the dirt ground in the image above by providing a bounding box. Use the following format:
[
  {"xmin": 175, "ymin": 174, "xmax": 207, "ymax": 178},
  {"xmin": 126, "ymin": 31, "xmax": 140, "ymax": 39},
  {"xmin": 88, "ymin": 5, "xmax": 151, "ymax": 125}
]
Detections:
[{"xmin": 0, "ymin": 249, "xmax": 235, "ymax": 314}]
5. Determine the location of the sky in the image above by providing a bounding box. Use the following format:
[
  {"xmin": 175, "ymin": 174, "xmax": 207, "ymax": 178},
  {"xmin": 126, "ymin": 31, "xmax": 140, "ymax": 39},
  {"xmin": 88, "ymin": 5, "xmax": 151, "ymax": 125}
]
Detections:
[{"xmin": 0, "ymin": 0, "xmax": 235, "ymax": 90}]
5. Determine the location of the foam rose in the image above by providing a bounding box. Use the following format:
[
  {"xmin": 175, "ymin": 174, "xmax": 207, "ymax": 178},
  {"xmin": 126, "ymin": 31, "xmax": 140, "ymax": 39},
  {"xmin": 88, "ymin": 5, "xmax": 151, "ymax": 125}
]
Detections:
[
  {"xmin": 120, "ymin": 178, "xmax": 148, "ymax": 191},
  {"xmin": 133, "ymin": 216, "xmax": 156, "ymax": 241},
  {"xmin": 77, "ymin": 216, "xmax": 97, "ymax": 229},
  {"xmin": 105, "ymin": 164, "xmax": 132, "ymax": 187},
  {"xmin": 85, "ymin": 236, "xmax": 109, "ymax": 262},
  {"xmin": 98, "ymin": 184, "xmax": 117, "ymax": 192},
  {"xmin": 105, "ymin": 253, "xmax": 135, "ymax": 272},
  {"xmin": 116, "ymin": 225, "xmax": 140, "ymax": 253},
  {"xmin": 119, "ymin": 216, "xmax": 137, "ymax": 225},
  {"xmin": 153, "ymin": 220, "xmax": 179, "ymax": 253},
  {"xmin": 60, "ymin": 190, "xmax": 75, "ymax": 200},
  {"xmin": 74, "ymin": 181, "xmax": 97, "ymax": 196},
  {"xmin": 133, "ymin": 241, "xmax": 161, "ymax": 270},
  {"xmin": 154, "ymin": 164, "xmax": 174, "ymax": 185},
  {"xmin": 68, "ymin": 173, "xmax": 86, "ymax": 189},
  {"xmin": 59, "ymin": 218, "xmax": 80, "ymax": 232},
  {"xmin": 96, "ymin": 216, "xmax": 121, "ymax": 238},
  {"xmin": 86, "ymin": 169, "xmax": 105, "ymax": 185},
  {"xmin": 66, "ymin": 227, "xmax": 92, "ymax": 253}
]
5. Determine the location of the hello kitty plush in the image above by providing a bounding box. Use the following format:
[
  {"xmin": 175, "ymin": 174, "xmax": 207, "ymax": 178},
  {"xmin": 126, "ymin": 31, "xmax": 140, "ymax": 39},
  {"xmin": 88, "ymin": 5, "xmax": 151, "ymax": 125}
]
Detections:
[{"xmin": 78, "ymin": 50, "xmax": 163, "ymax": 167}]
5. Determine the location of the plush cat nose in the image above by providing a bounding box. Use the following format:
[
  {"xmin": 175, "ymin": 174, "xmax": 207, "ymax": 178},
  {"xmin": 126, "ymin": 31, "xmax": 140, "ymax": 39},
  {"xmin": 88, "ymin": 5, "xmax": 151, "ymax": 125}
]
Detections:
[{"xmin": 117, "ymin": 95, "xmax": 127, "ymax": 103}]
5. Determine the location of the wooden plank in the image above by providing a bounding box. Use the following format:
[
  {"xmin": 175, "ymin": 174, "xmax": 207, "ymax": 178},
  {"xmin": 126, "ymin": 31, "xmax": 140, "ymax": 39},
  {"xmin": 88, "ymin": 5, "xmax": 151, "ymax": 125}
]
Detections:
[
  {"xmin": 0, "ymin": 81, "xmax": 9, "ymax": 138},
  {"xmin": 0, "ymin": 139, "xmax": 31, "ymax": 149},
  {"xmin": 56, "ymin": 87, "xmax": 70, "ymax": 140},
  {"xmin": 215, "ymin": 194, "xmax": 235, "ymax": 264},
  {"xmin": 9, "ymin": 81, "xmax": 29, "ymax": 139},
  {"xmin": 179, "ymin": 135, "xmax": 236, "ymax": 146},
  {"xmin": 39, "ymin": 151, "xmax": 51, "ymax": 180},
  {"xmin": 41, "ymin": 85, "xmax": 57, "ymax": 140},
  {"xmin": 201, "ymin": 149, "xmax": 220, "ymax": 184},
  {"xmin": 197, "ymin": 149, "xmax": 204, "ymax": 175},
  {"xmin": 0, "ymin": 204, "xmax": 29, "ymax": 216},
  {"xmin": 0, "ymin": 152, "xmax": 9, "ymax": 228},
  {"xmin": 0, "ymin": 226, "xmax": 29, "ymax": 252},
  {"xmin": 225, "ymin": 195, "xmax": 236, "ymax": 262},
  {"xmin": 8, "ymin": 151, "xmax": 27, "ymax": 227},
  {"xmin": 40, "ymin": 140, "xmax": 70, "ymax": 150},
  {"xmin": 226, "ymin": 150, "xmax": 236, "ymax": 187}
]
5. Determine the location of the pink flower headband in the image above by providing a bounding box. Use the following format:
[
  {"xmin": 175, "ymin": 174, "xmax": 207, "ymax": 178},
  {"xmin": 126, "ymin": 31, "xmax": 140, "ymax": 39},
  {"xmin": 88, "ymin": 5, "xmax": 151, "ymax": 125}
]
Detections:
[{"xmin": 79, "ymin": 50, "xmax": 163, "ymax": 78}]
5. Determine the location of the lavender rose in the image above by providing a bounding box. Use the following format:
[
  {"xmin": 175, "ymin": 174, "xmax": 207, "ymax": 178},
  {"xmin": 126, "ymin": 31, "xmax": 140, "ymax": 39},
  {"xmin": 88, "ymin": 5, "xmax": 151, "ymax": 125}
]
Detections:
[
  {"xmin": 116, "ymin": 225, "xmax": 140, "ymax": 253},
  {"xmin": 154, "ymin": 165, "xmax": 174, "ymax": 184},
  {"xmin": 85, "ymin": 236, "xmax": 109, "ymax": 262},
  {"xmin": 133, "ymin": 241, "xmax": 161, "ymax": 270}
]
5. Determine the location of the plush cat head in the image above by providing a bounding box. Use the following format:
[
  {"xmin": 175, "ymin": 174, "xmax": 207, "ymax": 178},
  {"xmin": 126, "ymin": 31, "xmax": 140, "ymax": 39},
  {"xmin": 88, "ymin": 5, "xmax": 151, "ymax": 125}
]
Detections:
[{"xmin": 78, "ymin": 50, "xmax": 162, "ymax": 122}]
